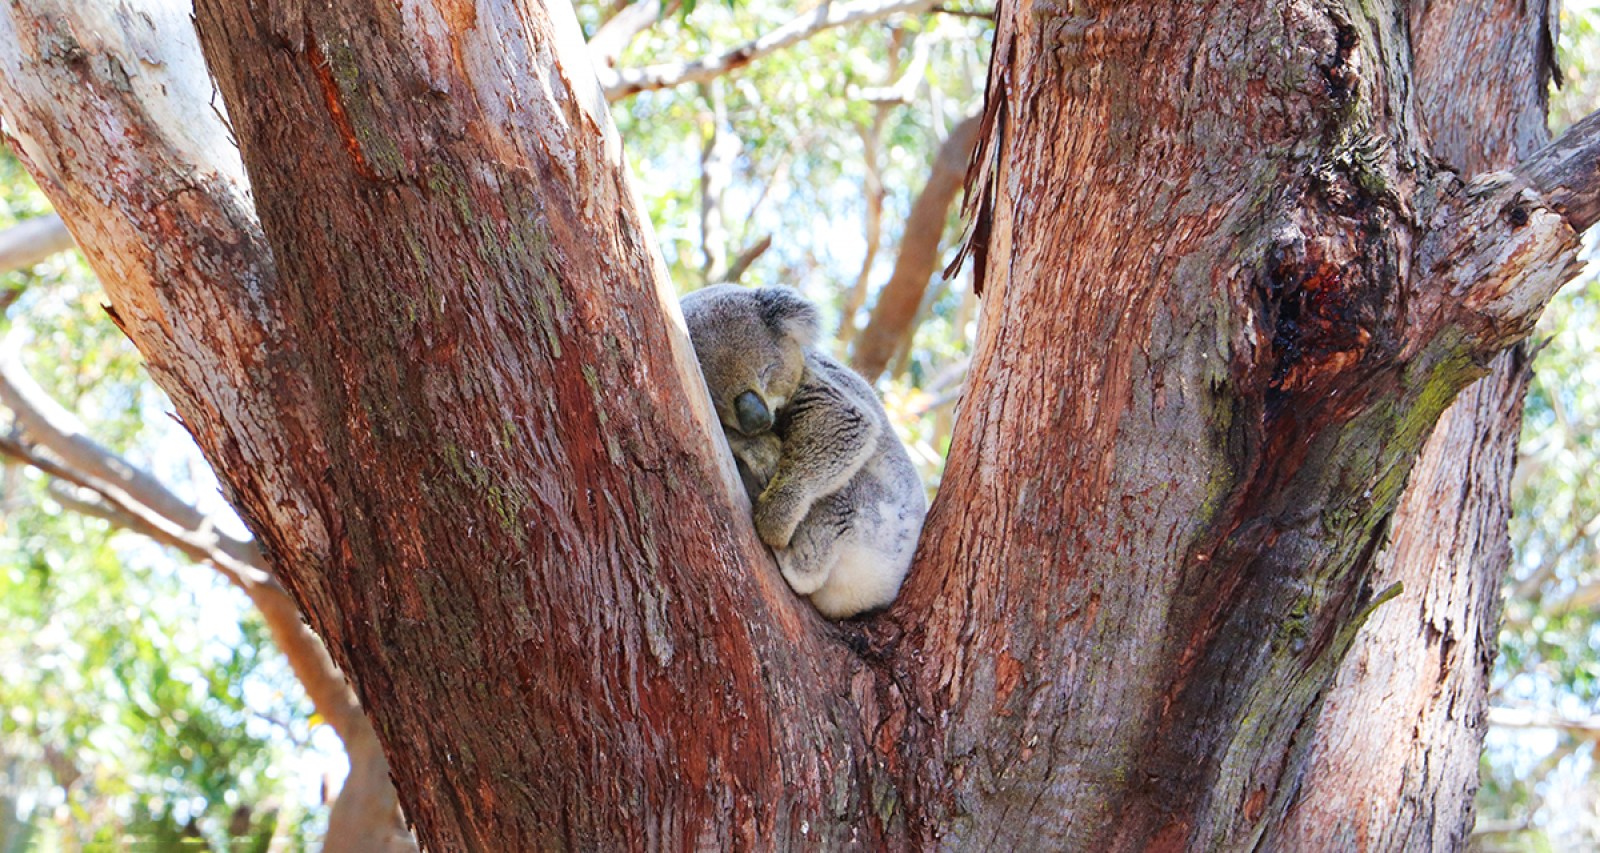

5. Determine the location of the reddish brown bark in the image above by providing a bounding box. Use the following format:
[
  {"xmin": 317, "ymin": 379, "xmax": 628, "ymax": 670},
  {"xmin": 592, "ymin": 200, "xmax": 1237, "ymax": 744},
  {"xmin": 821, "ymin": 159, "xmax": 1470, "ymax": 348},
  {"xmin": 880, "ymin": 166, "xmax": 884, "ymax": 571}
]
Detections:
[
  {"xmin": 0, "ymin": 3, "xmax": 415, "ymax": 849},
  {"xmin": 895, "ymin": 1, "xmax": 1589, "ymax": 848},
  {"xmin": 1, "ymin": 0, "xmax": 1596, "ymax": 851}
]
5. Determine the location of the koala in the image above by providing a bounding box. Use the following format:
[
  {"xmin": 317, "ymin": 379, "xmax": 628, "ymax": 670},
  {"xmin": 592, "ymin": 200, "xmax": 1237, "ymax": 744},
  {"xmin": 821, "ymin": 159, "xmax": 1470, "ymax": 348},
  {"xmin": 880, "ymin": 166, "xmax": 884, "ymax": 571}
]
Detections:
[{"xmin": 679, "ymin": 284, "xmax": 927, "ymax": 619}]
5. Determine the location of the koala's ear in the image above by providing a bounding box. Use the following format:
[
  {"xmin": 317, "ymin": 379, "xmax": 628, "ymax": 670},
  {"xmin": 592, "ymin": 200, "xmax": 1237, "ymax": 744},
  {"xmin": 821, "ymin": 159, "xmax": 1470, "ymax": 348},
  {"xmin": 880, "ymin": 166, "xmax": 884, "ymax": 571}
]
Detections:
[{"xmin": 754, "ymin": 286, "xmax": 821, "ymax": 347}]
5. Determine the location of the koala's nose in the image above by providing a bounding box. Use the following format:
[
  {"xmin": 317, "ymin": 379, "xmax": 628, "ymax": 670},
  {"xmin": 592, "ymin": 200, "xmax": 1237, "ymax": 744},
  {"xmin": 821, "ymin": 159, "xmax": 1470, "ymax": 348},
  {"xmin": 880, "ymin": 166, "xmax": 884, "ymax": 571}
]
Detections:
[{"xmin": 734, "ymin": 390, "xmax": 773, "ymax": 435}]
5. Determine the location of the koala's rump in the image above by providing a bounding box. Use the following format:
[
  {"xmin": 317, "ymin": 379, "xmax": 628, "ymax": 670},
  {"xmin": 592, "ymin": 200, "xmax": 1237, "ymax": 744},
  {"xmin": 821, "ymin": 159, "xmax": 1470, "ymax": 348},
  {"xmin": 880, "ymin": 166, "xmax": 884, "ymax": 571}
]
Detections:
[{"xmin": 785, "ymin": 446, "xmax": 925, "ymax": 616}]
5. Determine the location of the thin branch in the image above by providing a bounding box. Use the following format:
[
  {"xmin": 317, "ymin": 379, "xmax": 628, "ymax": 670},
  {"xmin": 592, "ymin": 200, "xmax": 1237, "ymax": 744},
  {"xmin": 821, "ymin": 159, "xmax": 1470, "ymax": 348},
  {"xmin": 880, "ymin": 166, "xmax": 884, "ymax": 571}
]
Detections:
[
  {"xmin": 718, "ymin": 234, "xmax": 772, "ymax": 284},
  {"xmin": 0, "ymin": 359, "xmax": 418, "ymax": 851},
  {"xmin": 1470, "ymin": 817, "xmax": 1533, "ymax": 838},
  {"xmin": 1488, "ymin": 705, "xmax": 1600, "ymax": 736},
  {"xmin": 0, "ymin": 336, "xmax": 375, "ymax": 745},
  {"xmin": 0, "ymin": 214, "xmax": 74, "ymax": 275},
  {"xmin": 931, "ymin": 4, "xmax": 993, "ymax": 19},
  {"xmin": 599, "ymin": 0, "xmax": 940, "ymax": 101},
  {"xmin": 0, "ymin": 327, "xmax": 262, "ymax": 573},
  {"xmin": 837, "ymin": 32, "xmax": 901, "ymax": 347},
  {"xmin": 0, "ymin": 429, "xmax": 265, "ymax": 585},
  {"xmin": 587, "ymin": 0, "xmax": 663, "ymax": 68},
  {"xmin": 1544, "ymin": 574, "xmax": 1600, "ymax": 617},
  {"xmin": 853, "ymin": 28, "xmax": 932, "ymax": 105},
  {"xmin": 852, "ymin": 112, "xmax": 981, "ymax": 381},
  {"xmin": 699, "ymin": 80, "xmax": 736, "ymax": 283},
  {"xmin": 1510, "ymin": 477, "xmax": 1600, "ymax": 605}
]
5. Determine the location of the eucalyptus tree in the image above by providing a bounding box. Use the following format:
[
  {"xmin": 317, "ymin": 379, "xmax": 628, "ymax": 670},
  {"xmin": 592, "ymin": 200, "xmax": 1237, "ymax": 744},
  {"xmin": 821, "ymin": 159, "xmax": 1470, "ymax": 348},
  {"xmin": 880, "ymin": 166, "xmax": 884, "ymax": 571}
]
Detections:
[{"xmin": 0, "ymin": 0, "xmax": 1596, "ymax": 851}]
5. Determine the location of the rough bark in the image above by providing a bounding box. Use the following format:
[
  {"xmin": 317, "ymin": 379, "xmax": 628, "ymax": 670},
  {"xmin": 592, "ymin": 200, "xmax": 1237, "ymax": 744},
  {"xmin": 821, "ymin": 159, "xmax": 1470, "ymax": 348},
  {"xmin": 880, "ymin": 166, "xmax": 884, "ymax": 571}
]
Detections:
[
  {"xmin": 900, "ymin": 0, "xmax": 1591, "ymax": 848},
  {"xmin": 1, "ymin": 0, "xmax": 879, "ymax": 849},
  {"xmin": 1279, "ymin": 356, "xmax": 1525, "ymax": 850},
  {"xmin": 1, "ymin": 0, "xmax": 1596, "ymax": 851},
  {"xmin": 1281, "ymin": 0, "xmax": 1557, "ymax": 847},
  {"xmin": 0, "ymin": 5, "xmax": 417, "ymax": 849}
]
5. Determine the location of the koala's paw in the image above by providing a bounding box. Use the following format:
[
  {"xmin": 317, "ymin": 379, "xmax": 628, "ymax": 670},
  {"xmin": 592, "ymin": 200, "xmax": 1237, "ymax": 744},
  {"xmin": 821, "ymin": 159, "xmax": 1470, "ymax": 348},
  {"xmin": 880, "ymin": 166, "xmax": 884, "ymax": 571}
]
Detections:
[
  {"xmin": 753, "ymin": 486, "xmax": 807, "ymax": 550},
  {"xmin": 775, "ymin": 551, "xmax": 830, "ymax": 596}
]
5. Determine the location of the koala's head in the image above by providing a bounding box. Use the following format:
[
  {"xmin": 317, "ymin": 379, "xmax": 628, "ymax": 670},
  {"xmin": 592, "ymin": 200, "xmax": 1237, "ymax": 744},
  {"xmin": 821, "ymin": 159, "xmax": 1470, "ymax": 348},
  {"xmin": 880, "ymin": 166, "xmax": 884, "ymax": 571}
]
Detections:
[{"xmin": 680, "ymin": 285, "xmax": 820, "ymax": 437}]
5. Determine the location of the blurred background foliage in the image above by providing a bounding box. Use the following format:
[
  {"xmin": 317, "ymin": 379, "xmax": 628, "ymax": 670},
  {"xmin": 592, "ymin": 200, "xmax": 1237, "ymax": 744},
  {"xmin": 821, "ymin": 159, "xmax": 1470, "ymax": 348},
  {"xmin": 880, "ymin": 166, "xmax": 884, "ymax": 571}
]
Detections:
[
  {"xmin": 1475, "ymin": 5, "xmax": 1600, "ymax": 851},
  {"xmin": 0, "ymin": 156, "xmax": 324, "ymax": 849},
  {"xmin": 0, "ymin": 0, "xmax": 1595, "ymax": 849}
]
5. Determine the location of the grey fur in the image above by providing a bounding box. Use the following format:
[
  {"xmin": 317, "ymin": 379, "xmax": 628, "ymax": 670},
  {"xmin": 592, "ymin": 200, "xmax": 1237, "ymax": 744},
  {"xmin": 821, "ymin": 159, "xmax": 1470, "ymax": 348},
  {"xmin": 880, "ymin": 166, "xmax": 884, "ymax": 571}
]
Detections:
[{"xmin": 681, "ymin": 284, "xmax": 927, "ymax": 618}]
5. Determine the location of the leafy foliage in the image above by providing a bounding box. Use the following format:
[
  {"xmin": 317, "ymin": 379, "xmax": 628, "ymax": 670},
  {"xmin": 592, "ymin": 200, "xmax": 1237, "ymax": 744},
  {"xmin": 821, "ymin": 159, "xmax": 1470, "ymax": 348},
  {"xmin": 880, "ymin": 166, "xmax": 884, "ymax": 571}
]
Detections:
[{"xmin": 1553, "ymin": 3, "xmax": 1600, "ymax": 135}]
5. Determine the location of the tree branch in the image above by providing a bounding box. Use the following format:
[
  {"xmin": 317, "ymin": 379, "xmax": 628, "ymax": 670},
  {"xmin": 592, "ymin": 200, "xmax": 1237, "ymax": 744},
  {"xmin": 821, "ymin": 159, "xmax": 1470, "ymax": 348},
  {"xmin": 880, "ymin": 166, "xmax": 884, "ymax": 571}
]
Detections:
[
  {"xmin": 598, "ymin": 0, "xmax": 939, "ymax": 101},
  {"xmin": 1519, "ymin": 108, "xmax": 1600, "ymax": 233},
  {"xmin": 0, "ymin": 329, "xmax": 264, "ymax": 574},
  {"xmin": 836, "ymin": 32, "xmax": 901, "ymax": 347},
  {"xmin": 0, "ymin": 342, "xmax": 417, "ymax": 852},
  {"xmin": 0, "ymin": 214, "xmax": 73, "ymax": 274},
  {"xmin": 718, "ymin": 234, "xmax": 772, "ymax": 283},
  {"xmin": 7, "ymin": 0, "xmax": 852, "ymax": 847},
  {"xmin": 931, "ymin": 4, "xmax": 993, "ymax": 20},
  {"xmin": 1488, "ymin": 706, "xmax": 1600, "ymax": 736},
  {"xmin": 586, "ymin": 0, "xmax": 663, "ymax": 69},
  {"xmin": 698, "ymin": 80, "xmax": 736, "ymax": 283},
  {"xmin": 851, "ymin": 112, "xmax": 979, "ymax": 380}
]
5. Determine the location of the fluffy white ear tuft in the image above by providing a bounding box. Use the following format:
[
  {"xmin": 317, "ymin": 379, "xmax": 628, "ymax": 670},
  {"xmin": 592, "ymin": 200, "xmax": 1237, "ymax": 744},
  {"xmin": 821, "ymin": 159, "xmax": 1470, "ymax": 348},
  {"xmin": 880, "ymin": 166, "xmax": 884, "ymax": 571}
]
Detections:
[{"xmin": 755, "ymin": 286, "xmax": 821, "ymax": 348}]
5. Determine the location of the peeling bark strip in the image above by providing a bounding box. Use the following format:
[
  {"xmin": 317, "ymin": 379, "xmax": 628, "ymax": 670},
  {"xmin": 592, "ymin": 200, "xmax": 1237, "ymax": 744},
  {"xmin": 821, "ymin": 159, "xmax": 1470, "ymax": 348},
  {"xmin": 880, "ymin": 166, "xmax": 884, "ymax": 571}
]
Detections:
[{"xmin": 903, "ymin": 0, "xmax": 1594, "ymax": 848}]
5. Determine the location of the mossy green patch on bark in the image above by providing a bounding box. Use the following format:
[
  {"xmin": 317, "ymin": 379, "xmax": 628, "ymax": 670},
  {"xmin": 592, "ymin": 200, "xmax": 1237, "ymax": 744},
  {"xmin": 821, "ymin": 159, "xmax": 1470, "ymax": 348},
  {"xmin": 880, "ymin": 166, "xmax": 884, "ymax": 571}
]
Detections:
[
  {"xmin": 581, "ymin": 364, "xmax": 625, "ymax": 465},
  {"xmin": 439, "ymin": 442, "xmax": 531, "ymax": 546},
  {"xmin": 322, "ymin": 37, "xmax": 407, "ymax": 179}
]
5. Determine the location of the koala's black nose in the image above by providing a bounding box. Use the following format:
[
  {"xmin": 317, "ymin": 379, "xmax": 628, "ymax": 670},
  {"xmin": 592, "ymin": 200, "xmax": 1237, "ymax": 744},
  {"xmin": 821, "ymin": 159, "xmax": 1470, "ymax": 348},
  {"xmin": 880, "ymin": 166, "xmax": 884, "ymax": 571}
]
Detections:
[{"xmin": 734, "ymin": 390, "xmax": 773, "ymax": 435}]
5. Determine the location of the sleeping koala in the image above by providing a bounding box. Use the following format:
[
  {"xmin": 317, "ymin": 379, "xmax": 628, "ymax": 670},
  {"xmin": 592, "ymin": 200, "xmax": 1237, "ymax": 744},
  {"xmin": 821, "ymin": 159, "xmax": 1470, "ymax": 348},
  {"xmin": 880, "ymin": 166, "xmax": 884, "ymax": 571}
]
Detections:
[{"xmin": 680, "ymin": 284, "xmax": 927, "ymax": 619}]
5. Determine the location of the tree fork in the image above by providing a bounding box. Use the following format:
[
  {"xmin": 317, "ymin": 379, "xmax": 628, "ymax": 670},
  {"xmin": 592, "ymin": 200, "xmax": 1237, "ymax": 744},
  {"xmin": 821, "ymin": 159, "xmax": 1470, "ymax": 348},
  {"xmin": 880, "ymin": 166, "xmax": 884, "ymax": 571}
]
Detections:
[{"xmin": 0, "ymin": 0, "xmax": 1597, "ymax": 851}]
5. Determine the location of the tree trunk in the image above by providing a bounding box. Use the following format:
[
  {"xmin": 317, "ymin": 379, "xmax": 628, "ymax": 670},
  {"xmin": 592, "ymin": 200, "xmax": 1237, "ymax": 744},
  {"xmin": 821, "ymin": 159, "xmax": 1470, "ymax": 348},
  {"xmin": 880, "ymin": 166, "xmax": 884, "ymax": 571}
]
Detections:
[
  {"xmin": 1282, "ymin": 1, "xmax": 1557, "ymax": 846},
  {"xmin": 0, "ymin": 4, "xmax": 415, "ymax": 850},
  {"xmin": 893, "ymin": 1, "xmax": 1589, "ymax": 848},
  {"xmin": 1, "ymin": 0, "xmax": 1595, "ymax": 852}
]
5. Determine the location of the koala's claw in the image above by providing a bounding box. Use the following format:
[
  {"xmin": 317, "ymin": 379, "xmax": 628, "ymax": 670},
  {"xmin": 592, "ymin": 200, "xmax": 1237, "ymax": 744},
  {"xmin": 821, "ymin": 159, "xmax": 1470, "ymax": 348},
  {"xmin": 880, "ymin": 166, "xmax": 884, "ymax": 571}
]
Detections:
[{"xmin": 754, "ymin": 491, "xmax": 803, "ymax": 550}]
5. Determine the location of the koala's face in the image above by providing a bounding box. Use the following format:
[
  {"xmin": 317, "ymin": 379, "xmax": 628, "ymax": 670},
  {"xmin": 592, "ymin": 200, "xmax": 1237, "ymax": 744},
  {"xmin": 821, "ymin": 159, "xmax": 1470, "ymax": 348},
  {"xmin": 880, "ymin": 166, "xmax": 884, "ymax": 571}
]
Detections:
[{"xmin": 680, "ymin": 285, "xmax": 820, "ymax": 437}]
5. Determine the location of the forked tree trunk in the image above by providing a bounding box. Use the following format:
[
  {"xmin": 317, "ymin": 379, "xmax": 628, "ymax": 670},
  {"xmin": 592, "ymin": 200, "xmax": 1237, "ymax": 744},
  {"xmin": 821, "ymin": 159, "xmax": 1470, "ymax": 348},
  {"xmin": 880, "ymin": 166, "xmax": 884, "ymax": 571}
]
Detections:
[{"xmin": 0, "ymin": 1, "xmax": 1595, "ymax": 852}]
